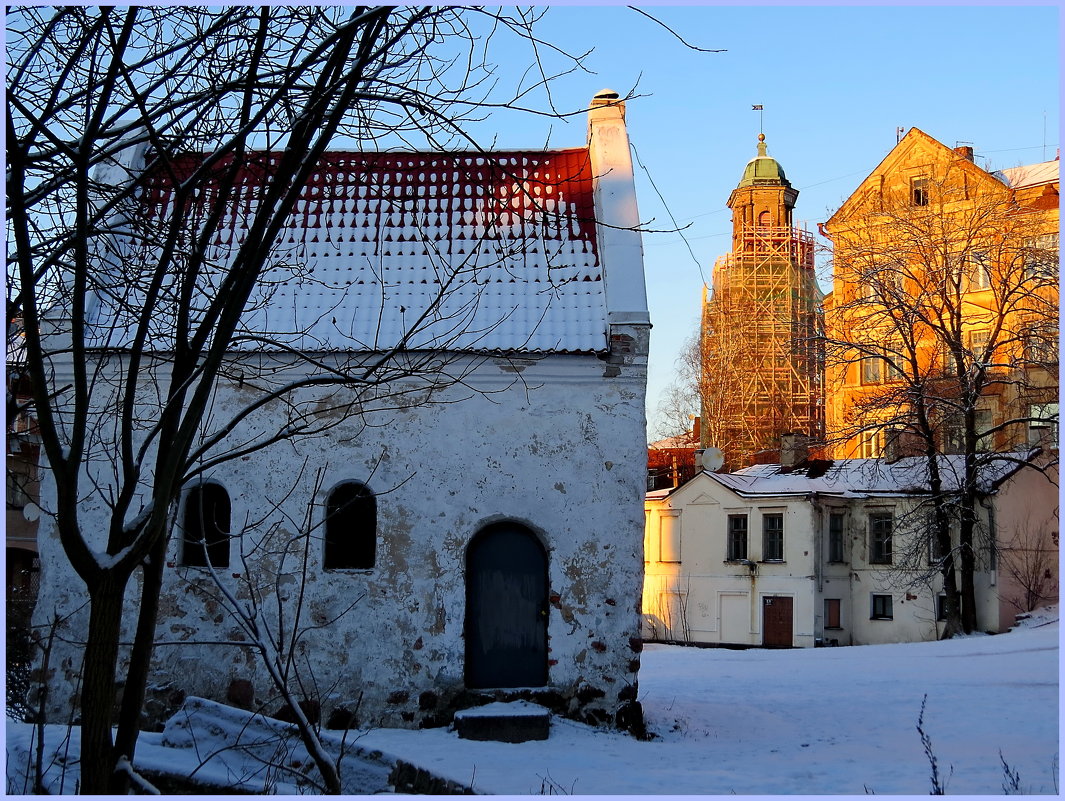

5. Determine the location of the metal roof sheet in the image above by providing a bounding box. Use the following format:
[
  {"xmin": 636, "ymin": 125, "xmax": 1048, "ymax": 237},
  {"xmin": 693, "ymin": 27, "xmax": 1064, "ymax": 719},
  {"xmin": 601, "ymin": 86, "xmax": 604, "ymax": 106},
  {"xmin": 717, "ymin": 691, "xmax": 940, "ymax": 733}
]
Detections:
[
  {"xmin": 89, "ymin": 149, "xmax": 607, "ymax": 353},
  {"xmin": 996, "ymin": 160, "xmax": 1060, "ymax": 190}
]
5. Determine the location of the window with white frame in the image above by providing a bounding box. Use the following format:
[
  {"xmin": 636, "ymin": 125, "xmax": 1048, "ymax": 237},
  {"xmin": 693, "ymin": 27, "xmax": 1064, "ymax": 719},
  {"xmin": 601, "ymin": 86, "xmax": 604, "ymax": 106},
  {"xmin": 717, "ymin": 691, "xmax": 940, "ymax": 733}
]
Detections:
[
  {"xmin": 1028, "ymin": 402, "xmax": 1059, "ymax": 448},
  {"xmin": 868, "ymin": 511, "xmax": 893, "ymax": 564},
  {"xmin": 974, "ymin": 407, "xmax": 993, "ymax": 452},
  {"xmin": 858, "ymin": 429, "xmax": 884, "ymax": 459},
  {"xmin": 966, "ymin": 250, "xmax": 992, "ymax": 291},
  {"xmin": 967, "ymin": 328, "xmax": 991, "ymax": 362},
  {"xmin": 871, "ymin": 593, "xmax": 893, "ymax": 620},
  {"xmin": 1022, "ymin": 321, "xmax": 1059, "ymax": 365},
  {"xmin": 762, "ymin": 512, "xmax": 784, "ymax": 561},
  {"xmin": 910, "ymin": 176, "xmax": 929, "ymax": 207},
  {"xmin": 1022, "ymin": 233, "xmax": 1059, "ymax": 282},
  {"xmin": 936, "ymin": 594, "xmax": 948, "ymax": 621},
  {"xmin": 861, "ymin": 355, "xmax": 883, "ymax": 384},
  {"xmin": 727, "ymin": 514, "xmax": 748, "ymax": 561}
]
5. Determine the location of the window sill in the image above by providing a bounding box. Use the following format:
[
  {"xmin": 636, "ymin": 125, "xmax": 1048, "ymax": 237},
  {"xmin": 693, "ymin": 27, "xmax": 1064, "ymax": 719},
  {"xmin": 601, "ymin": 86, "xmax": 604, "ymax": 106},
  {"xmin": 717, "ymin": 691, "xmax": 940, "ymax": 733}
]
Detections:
[
  {"xmin": 824, "ymin": 626, "xmax": 843, "ymax": 630},
  {"xmin": 870, "ymin": 616, "xmax": 893, "ymax": 621},
  {"xmin": 759, "ymin": 560, "xmax": 785, "ymax": 564}
]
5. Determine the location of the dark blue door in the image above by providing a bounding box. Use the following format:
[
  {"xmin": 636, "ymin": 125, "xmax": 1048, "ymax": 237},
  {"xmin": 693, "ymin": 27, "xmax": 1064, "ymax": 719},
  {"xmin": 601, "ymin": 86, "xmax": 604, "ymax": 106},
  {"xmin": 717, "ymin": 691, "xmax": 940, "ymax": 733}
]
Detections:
[{"xmin": 465, "ymin": 523, "xmax": 548, "ymax": 689}]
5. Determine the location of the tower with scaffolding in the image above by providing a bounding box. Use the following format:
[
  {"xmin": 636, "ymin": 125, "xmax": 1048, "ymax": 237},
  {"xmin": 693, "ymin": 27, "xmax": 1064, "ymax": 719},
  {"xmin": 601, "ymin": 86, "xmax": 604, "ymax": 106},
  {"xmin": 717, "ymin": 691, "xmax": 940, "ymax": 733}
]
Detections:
[{"xmin": 701, "ymin": 134, "xmax": 824, "ymax": 471}]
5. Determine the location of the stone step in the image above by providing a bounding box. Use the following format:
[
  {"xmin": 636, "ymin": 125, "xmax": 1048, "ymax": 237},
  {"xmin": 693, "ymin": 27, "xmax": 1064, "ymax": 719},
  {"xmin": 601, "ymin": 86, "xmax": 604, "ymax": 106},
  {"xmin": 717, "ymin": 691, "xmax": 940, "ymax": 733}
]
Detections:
[{"xmin": 453, "ymin": 700, "xmax": 551, "ymax": 743}]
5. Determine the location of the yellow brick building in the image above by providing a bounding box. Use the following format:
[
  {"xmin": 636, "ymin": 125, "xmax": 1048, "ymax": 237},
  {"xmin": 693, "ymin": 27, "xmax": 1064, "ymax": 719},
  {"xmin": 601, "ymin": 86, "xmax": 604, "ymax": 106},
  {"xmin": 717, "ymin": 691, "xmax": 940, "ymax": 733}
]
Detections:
[{"xmin": 822, "ymin": 128, "xmax": 1058, "ymax": 458}]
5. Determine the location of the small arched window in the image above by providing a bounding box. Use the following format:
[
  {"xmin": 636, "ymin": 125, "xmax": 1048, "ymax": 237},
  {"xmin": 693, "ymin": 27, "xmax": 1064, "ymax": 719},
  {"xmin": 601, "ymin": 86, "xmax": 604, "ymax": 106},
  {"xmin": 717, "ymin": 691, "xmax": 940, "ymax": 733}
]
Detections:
[
  {"xmin": 757, "ymin": 210, "xmax": 772, "ymax": 227},
  {"xmin": 181, "ymin": 483, "xmax": 231, "ymax": 568},
  {"xmin": 324, "ymin": 482, "xmax": 376, "ymax": 570}
]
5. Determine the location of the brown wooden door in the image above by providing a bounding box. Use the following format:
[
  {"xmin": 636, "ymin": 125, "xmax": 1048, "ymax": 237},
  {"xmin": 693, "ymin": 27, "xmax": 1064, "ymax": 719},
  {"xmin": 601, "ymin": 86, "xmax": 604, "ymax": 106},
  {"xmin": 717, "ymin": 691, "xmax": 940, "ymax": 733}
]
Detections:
[{"xmin": 762, "ymin": 596, "xmax": 793, "ymax": 647}]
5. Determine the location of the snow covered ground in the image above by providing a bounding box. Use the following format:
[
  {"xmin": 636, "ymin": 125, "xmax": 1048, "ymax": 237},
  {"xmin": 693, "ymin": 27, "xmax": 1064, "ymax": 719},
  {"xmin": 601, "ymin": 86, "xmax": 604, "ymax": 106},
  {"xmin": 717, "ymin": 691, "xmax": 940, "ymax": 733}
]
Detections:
[{"xmin": 7, "ymin": 607, "xmax": 1058, "ymax": 795}]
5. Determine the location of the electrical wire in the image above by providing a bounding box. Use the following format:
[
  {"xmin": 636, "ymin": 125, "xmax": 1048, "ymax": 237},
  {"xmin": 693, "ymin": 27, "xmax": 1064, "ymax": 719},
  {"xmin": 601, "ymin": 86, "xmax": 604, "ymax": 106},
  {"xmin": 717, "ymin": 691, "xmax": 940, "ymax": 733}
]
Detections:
[{"xmin": 630, "ymin": 140, "xmax": 708, "ymax": 285}]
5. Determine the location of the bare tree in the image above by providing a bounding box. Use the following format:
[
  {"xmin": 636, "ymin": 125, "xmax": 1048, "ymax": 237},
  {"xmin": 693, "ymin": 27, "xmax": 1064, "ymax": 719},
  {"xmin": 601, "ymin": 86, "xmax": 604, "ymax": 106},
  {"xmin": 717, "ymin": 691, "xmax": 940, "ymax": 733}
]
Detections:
[
  {"xmin": 6, "ymin": 7, "xmax": 637, "ymax": 792},
  {"xmin": 823, "ymin": 159, "xmax": 1059, "ymax": 636},
  {"xmin": 998, "ymin": 514, "xmax": 1059, "ymax": 617},
  {"xmin": 653, "ymin": 327, "xmax": 701, "ymax": 442}
]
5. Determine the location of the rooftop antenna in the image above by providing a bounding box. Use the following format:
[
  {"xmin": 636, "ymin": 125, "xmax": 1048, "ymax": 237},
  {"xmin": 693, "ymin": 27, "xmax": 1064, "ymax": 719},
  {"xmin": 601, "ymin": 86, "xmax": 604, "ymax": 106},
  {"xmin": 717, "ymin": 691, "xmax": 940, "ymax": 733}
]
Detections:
[
  {"xmin": 896, "ymin": 126, "xmax": 905, "ymax": 145},
  {"xmin": 752, "ymin": 104, "xmax": 764, "ymax": 135}
]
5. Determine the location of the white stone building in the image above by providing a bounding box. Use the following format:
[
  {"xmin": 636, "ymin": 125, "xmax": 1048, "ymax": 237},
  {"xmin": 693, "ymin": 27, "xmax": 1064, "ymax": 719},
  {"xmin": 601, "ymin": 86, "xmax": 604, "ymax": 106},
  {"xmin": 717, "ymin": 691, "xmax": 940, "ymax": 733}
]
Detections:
[
  {"xmin": 643, "ymin": 454, "xmax": 1057, "ymax": 647},
  {"xmin": 33, "ymin": 91, "xmax": 650, "ymax": 729}
]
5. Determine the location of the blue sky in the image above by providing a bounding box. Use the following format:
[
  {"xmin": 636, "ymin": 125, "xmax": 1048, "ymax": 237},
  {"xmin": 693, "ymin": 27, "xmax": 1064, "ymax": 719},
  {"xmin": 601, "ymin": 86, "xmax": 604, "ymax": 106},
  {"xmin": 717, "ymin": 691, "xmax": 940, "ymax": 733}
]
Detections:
[{"xmin": 457, "ymin": 4, "xmax": 1060, "ymax": 437}]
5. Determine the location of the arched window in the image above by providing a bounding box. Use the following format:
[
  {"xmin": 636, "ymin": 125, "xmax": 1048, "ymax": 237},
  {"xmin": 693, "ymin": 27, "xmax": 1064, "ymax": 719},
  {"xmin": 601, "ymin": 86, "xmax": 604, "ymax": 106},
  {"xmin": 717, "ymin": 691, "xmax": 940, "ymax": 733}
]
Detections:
[
  {"xmin": 757, "ymin": 210, "xmax": 771, "ymax": 227},
  {"xmin": 181, "ymin": 483, "xmax": 231, "ymax": 568},
  {"xmin": 324, "ymin": 482, "xmax": 376, "ymax": 569}
]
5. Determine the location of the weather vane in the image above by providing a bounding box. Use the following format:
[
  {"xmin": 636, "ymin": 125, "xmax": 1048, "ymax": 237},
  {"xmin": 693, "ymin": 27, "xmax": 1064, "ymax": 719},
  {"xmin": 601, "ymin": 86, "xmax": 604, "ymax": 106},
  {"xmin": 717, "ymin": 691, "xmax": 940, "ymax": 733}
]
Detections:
[{"xmin": 752, "ymin": 104, "xmax": 764, "ymax": 135}]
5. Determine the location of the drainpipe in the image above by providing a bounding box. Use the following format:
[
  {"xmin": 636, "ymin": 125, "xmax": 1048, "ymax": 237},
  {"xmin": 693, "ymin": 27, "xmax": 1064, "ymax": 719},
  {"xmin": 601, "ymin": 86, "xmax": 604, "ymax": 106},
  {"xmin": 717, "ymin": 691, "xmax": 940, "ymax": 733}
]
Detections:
[{"xmin": 810, "ymin": 492, "xmax": 824, "ymax": 593}]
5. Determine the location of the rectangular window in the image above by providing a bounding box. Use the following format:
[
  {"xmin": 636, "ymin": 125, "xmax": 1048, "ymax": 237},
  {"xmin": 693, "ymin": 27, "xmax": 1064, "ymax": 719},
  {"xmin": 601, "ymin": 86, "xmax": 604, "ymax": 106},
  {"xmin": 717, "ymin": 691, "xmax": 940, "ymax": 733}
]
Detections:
[
  {"xmin": 828, "ymin": 512, "xmax": 845, "ymax": 562},
  {"xmin": 974, "ymin": 408, "xmax": 993, "ymax": 452},
  {"xmin": 861, "ymin": 355, "xmax": 882, "ymax": 384},
  {"xmin": 883, "ymin": 340, "xmax": 905, "ymax": 381},
  {"xmin": 871, "ymin": 594, "xmax": 894, "ymax": 620},
  {"xmin": 966, "ymin": 251, "xmax": 992, "ymax": 290},
  {"xmin": 858, "ymin": 429, "xmax": 884, "ymax": 459},
  {"xmin": 868, "ymin": 511, "xmax": 893, "ymax": 564},
  {"xmin": 762, "ymin": 513, "xmax": 784, "ymax": 561},
  {"xmin": 910, "ymin": 177, "xmax": 929, "ymax": 207},
  {"xmin": 1023, "ymin": 233, "xmax": 1059, "ymax": 281},
  {"xmin": 660, "ymin": 513, "xmax": 682, "ymax": 563},
  {"xmin": 936, "ymin": 594, "xmax": 948, "ymax": 621},
  {"xmin": 727, "ymin": 514, "xmax": 748, "ymax": 561},
  {"xmin": 967, "ymin": 328, "xmax": 991, "ymax": 363},
  {"xmin": 824, "ymin": 598, "xmax": 842, "ymax": 629},
  {"xmin": 1028, "ymin": 402, "xmax": 1059, "ymax": 448},
  {"xmin": 1022, "ymin": 324, "xmax": 1058, "ymax": 365}
]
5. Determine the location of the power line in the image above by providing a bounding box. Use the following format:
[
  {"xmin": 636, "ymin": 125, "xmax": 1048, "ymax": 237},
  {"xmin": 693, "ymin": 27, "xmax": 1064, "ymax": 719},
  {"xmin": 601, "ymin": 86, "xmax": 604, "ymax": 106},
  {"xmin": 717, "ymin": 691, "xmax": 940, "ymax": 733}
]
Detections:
[{"xmin": 630, "ymin": 141, "xmax": 708, "ymax": 284}]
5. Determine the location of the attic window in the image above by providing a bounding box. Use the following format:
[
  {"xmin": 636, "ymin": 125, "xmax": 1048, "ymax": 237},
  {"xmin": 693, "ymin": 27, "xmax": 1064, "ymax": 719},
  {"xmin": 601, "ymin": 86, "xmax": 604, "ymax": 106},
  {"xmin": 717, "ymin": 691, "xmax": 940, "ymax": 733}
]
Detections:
[
  {"xmin": 324, "ymin": 482, "xmax": 376, "ymax": 570},
  {"xmin": 910, "ymin": 177, "xmax": 929, "ymax": 207}
]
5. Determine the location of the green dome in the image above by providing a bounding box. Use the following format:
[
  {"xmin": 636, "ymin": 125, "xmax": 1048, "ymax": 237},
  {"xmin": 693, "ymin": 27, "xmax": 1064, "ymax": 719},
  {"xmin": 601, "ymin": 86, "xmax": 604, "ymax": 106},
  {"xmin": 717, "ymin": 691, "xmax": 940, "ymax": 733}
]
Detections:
[{"xmin": 737, "ymin": 134, "xmax": 791, "ymax": 188}]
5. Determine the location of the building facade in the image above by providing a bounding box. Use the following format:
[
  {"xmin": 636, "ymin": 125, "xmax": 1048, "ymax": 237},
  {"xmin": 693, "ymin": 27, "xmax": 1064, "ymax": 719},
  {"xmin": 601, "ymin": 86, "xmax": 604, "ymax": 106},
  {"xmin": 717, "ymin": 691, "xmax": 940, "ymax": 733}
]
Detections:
[
  {"xmin": 643, "ymin": 456, "xmax": 1057, "ymax": 647},
  {"xmin": 700, "ymin": 135, "xmax": 824, "ymax": 472},
  {"xmin": 822, "ymin": 128, "xmax": 1059, "ymax": 459},
  {"xmin": 32, "ymin": 91, "xmax": 650, "ymax": 730}
]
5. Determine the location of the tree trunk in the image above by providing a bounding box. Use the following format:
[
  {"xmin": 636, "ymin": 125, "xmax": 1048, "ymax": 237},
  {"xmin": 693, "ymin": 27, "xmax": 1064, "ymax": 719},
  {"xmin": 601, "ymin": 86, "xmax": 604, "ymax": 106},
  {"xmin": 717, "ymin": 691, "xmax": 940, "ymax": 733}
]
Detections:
[
  {"xmin": 959, "ymin": 530, "xmax": 979, "ymax": 634},
  {"xmin": 110, "ymin": 535, "xmax": 167, "ymax": 794},
  {"xmin": 80, "ymin": 580, "xmax": 127, "ymax": 794}
]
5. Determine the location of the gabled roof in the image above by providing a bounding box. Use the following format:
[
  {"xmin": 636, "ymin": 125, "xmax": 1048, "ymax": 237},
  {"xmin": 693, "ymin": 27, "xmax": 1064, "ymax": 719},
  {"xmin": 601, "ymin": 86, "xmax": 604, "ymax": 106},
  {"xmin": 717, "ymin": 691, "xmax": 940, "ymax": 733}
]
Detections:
[
  {"xmin": 648, "ymin": 454, "xmax": 1034, "ymax": 502},
  {"xmin": 710, "ymin": 454, "xmax": 1031, "ymax": 498},
  {"xmin": 824, "ymin": 127, "xmax": 1006, "ymax": 230},
  {"xmin": 88, "ymin": 147, "xmax": 611, "ymax": 354}
]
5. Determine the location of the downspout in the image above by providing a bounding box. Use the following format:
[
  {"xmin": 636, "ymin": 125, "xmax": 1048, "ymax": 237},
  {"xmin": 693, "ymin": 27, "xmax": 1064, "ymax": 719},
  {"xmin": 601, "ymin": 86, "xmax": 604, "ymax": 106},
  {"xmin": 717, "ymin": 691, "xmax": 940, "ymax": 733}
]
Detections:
[
  {"xmin": 809, "ymin": 492, "xmax": 824, "ymax": 644},
  {"xmin": 810, "ymin": 492, "xmax": 824, "ymax": 593}
]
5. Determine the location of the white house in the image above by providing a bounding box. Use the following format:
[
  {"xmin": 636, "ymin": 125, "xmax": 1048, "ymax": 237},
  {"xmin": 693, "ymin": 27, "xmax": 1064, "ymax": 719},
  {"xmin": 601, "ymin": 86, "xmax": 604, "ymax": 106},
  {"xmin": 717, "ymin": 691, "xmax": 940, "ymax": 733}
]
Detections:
[
  {"xmin": 32, "ymin": 90, "xmax": 650, "ymax": 730},
  {"xmin": 643, "ymin": 454, "xmax": 1057, "ymax": 647}
]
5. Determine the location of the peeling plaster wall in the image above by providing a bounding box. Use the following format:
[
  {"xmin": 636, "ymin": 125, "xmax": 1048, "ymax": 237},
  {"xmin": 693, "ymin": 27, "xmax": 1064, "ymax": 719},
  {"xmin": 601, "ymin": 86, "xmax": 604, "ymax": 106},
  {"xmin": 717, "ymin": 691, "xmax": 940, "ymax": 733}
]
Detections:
[{"xmin": 33, "ymin": 338, "xmax": 648, "ymax": 729}]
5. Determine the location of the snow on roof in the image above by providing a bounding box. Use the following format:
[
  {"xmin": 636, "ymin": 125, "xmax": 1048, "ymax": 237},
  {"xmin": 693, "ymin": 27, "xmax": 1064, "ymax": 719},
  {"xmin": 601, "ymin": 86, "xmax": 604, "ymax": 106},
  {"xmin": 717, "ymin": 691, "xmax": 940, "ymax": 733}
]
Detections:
[
  {"xmin": 648, "ymin": 433, "xmax": 698, "ymax": 450},
  {"xmin": 704, "ymin": 454, "xmax": 1030, "ymax": 499},
  {"xmin": 89, "ymin": 148, "xmax": 608, "ymax": 354},
  {"xmin": 994, "ymin": 159, "xmax": 1059, "ymax": 190}
]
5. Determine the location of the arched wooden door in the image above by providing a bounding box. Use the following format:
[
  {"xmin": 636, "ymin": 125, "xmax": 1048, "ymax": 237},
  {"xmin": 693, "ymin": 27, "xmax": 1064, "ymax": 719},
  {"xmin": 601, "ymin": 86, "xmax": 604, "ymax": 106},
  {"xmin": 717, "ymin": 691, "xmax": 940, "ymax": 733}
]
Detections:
[{"xmin": 465, "ymin": 523, "xmax": 548, "ymax": 689}]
